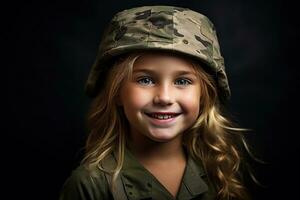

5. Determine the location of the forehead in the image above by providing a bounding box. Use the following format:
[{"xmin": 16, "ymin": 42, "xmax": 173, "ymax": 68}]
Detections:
[{"xmin": 133, "ymin": 52, "xmax": 196, "ymax": 73}]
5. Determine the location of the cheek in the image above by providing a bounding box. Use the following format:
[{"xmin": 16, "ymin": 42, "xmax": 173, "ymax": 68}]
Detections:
[
  {"xmin": 180, "ymin": 89, "xmax": 201, "ymax": 116},
  {"xmin": 121, "ymin": 85, "xmax": 151, "ymax": 110}
]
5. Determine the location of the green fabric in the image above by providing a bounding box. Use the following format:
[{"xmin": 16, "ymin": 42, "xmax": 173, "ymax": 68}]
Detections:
[{"xmin": 59, "ymin": 148, "xmax": 216, "ymax": 200}]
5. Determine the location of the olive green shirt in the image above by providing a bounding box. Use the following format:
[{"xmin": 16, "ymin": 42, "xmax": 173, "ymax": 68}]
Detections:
[{"xmin": 59, "ymin": 148, "xmax": 216, "ymax": 200}]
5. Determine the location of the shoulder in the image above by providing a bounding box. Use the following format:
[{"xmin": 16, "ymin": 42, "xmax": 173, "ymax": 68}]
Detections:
[
  {"xmin": 66, "ymin": 165, "xmax": 107, "ymax": 186},
  {"xmin": 59, "ymin": 165, "xmax": 110, "ymax": 200}
]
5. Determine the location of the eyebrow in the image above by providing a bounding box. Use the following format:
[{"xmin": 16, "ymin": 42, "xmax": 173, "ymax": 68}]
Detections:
[{"xmin": 133, "ymin": 69, "xmax": 197, "ymax": 76}]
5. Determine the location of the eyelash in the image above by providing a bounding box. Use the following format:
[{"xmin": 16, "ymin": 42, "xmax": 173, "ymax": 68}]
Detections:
[{"xmin": 136, "ymin": 76, "xmax": 192, "ymax": 86}]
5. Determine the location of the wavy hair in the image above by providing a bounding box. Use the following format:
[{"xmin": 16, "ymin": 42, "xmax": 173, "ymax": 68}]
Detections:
[{"xmin": 82, "ymin": 51, "xmax": 251, "ymax": 199}]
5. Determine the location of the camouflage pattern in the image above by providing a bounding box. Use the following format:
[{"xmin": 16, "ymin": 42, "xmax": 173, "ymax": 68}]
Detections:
[{"xmin": 85, "ymin": 5, "xmax": 230, "ymax": 103}]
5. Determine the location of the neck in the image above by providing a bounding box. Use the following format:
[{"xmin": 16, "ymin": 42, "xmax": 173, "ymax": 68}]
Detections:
[{"xmin": 128, "ymin": 134, "xmax": 186, "ymax": 162}]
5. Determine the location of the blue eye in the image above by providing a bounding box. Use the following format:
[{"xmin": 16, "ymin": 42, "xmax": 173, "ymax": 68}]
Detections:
[
  {"xmin": 175, "ymin": 78, "xmax": 191, "ymax": 85},
  {"xmin": 137, "ymin": 77, "xmax": 154, "ymax": 85}
]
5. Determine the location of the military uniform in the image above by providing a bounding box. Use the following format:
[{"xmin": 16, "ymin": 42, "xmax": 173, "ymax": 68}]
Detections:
[{"xmin": 59, "ymin": 148, "xmax": 216, "ymax": 200}]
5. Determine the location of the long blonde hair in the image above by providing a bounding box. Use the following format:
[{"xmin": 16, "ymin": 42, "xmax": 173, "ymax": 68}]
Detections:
[{"xmin": 82, "ymin": 51, "xmax": 251, "ymax": 199}]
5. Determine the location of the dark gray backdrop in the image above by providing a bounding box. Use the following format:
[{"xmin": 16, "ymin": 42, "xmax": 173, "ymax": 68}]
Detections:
[{"xmin": 5, "ymin": 0, "xmax": 298, "ymax": 199}]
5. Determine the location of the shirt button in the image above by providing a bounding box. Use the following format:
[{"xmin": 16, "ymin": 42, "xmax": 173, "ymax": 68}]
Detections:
[{"xmin": 147, "ymin": 182, "xmax": 152, "ymax": 188}]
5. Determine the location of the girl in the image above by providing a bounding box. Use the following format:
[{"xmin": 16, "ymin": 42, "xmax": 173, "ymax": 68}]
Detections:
[{"xmin": 60, "ymin": 5, "xmax": 252, "ymax": 200}]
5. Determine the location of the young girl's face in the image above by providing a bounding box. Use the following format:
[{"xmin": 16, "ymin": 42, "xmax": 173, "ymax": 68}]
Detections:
[{"xmin": 119, "ymin": 52, "xmax": 201, "ymax": 143}]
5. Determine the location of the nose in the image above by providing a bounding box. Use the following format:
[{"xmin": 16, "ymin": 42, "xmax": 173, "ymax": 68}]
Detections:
[{"xmin": 153, "ymin": 84, "xmax": 174, "ymax": 106}]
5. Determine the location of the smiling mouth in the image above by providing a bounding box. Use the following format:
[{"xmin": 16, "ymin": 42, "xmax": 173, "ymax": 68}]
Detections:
[{"xmin": 144, "ymin": 112, "xmax": 181, "ymax": 120}]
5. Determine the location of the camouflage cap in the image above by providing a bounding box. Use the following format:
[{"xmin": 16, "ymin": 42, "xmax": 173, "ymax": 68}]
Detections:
[{"xmin": 85, "ymin": 5, "xmax": 230, "ymax": 103}]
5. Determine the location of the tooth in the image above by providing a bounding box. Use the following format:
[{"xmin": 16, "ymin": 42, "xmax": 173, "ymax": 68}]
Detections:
[{"xmin": 149, "ymin": 114, "xmax": 176, "ymax": 119}]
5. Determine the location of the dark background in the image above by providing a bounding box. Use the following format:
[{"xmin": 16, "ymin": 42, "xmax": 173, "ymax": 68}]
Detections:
[{"xmin": 5, "ymin": 0, "xmax": 298, "ymax": 199}]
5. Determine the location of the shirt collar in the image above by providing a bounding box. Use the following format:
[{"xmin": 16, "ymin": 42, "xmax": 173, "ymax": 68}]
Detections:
[{"xmin": 114, "ymin": 147, "xmax": 209, "ymax": 200}]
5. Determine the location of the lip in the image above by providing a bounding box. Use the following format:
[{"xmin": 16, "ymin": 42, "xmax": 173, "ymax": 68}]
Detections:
[
  {"xmin": 147, "ymin": 112, "xmax": 180, "ymax": 115},
  {"xmin": 145, "ymin": 111, "xmax": 181, "ymax": 115},
  {"xmin": 144, "ymin": 112, "xmax": 181, "ymax": 127}
]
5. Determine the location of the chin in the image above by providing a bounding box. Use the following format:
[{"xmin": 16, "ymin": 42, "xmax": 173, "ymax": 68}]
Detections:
[{"xmin": 147, "ymin": 132, "xmax": 179, "ymax": 143}]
